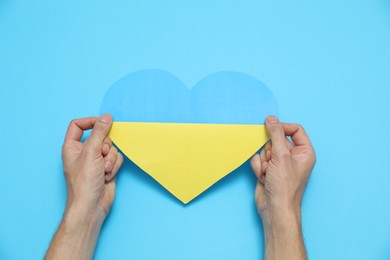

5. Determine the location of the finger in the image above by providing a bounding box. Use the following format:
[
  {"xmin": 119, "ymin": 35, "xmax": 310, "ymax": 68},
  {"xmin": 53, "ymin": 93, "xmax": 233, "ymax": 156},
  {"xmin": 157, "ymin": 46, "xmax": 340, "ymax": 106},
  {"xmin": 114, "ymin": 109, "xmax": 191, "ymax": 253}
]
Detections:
[
  {"xmin": 85, "ymin": 114, "xmax": 113, "ymax": 151},
  {"xmin": 282, "ymin": 123, "xmax": 313, "ymax": 148},
  {"xmin": 264, "ymin": 141, "xmax": 272, "ymax": 153},
  {"xmin": 64, "ymin": 117, "xmax": 98, "ymax": 142},
  {"xmin": 104, "ymin": 145, "xmax": 118, "ymax": 173},
  {"xmin": 250, "ymin": 154, "xmax": 262, "ymax": 179},
  {"xmin": 260, "ymin": 147, "xmax": 266, "ymax": 163},
  {"xmin": 254, "ymin": 180, "xmax": 265, "ymax": 206},
  {"xmin": 265, "ymin": 116, "xmax": 289, "ymax": 157},
  {"xmin": 106, "ymin": 153, "xmax": 124, "ymax": 182},
  {"xmin": 264, "ymin": 141, "xmax": 272, "ymax": 161},
  {"xmin": 102, "ymin": 137, "xmax": 113, "ymax": 156},
  {"xmin": 266, "ymin": 149, "xmax": 271, "ymax": 161}
]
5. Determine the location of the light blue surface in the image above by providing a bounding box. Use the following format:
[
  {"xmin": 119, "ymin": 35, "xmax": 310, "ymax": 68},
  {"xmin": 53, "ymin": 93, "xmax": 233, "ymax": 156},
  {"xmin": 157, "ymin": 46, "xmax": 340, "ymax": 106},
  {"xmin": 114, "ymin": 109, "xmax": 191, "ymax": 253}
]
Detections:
[
  {"xmin": 0, "ymin": 1, "xmax": 389, "ymax": 259},
  {"xmin": 100, "ymin": 69, "xmax": 277, "ymax": 124}
]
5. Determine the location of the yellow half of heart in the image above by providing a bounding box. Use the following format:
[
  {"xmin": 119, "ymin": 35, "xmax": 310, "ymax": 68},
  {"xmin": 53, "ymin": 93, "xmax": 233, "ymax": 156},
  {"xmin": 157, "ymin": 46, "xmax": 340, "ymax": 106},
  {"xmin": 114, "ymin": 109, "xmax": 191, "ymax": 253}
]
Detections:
[{"xmin": 109, "ymin": 122, "xmax": 269, "ymax": 204}]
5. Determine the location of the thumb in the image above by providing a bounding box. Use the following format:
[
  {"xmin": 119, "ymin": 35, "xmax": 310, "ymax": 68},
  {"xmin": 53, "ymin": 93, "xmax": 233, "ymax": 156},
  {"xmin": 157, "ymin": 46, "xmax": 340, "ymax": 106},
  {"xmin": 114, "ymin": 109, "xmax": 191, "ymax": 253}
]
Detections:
[
  {"xmin": 265, "ymin": 116, "xmax": 289, "ymax": 158},
  {"xmin": 86, "ymin": 114, "xmax": 113, "ymax": 151}
]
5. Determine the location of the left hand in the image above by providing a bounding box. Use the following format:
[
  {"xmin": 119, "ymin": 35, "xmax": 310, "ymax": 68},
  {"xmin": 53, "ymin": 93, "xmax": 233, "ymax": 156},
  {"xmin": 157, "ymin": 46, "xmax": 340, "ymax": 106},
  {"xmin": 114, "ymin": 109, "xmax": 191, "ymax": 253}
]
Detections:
[{"xmin": 62, "ymin": 114, "xmax": 123, "ymax": 221}]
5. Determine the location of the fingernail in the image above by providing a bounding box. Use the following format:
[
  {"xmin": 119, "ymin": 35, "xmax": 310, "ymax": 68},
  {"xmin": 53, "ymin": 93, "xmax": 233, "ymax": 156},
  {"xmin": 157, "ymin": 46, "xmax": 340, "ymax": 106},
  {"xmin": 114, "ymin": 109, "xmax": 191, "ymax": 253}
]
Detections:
[
  {"xmin": 105, "ymin": 173, "xmax": 112, "ymax": 182},
  {"xmin": 100, "ymin": 114, "xmax": 111, "ymax": 124},
  {"xmin": 261, "ymin": 175, "xmax": 265, "ymax": 184},
  {"xmin": 105, "ymin": 160, "xmax": 112, "ymax": 171},
  {"xmin": 266, "ymin": 116, "xmax": 279, "ymax": 124}
]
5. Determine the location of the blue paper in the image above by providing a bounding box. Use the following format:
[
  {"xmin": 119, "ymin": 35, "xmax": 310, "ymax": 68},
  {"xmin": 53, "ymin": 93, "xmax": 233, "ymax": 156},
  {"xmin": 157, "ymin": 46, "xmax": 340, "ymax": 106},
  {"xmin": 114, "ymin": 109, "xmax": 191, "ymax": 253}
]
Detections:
[{"xmin": 100, "ymin": 69, "xmax": 278, "ymax": 124}]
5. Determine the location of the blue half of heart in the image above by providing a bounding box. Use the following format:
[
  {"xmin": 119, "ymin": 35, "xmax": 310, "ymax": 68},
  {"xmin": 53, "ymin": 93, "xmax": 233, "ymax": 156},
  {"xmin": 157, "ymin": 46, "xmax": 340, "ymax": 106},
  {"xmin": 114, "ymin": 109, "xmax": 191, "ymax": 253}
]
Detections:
[{"xmin": 100, "ymin": 70, "xmax": 278, "ymax": 124}]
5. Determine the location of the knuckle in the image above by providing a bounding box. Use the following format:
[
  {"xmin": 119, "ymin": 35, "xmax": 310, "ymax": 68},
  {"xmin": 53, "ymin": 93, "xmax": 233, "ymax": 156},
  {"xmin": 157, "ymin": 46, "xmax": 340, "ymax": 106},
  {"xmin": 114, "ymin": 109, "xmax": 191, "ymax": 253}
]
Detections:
[
  {"xmin": 296, "ymin": 124, "xmax": 307, "ymax": 134},
  {"xmin": 94, "ymin": 122, "xmax": 106, "ymax": 133},
  {"xmin": 110, "ymin": 147, "xmax": 118, "ymax": 157},
  {"xmin": 296, "ymin": 123, "xmax": 304, "ymax": 130},
  {"xmin": 69, "ymin": 119, "xmax": 76, "ymax": 126},
  {"xmin": 105, "ymin": 137, "xmax": 112, "ymax": 146},
  {"xmin": 312, "ymin": 152, "xmax": 317, "ymax": 165},
  {"xmin": 268, "ymin": 123, "xmax": 278, "ymax": 130},
  {"xmin": 67, "ymin": 119, "xmax": 77, "ymax": 130},
  {"xmin": 268, "ymin": 126, "xmax": 283, "ymax": 137}
]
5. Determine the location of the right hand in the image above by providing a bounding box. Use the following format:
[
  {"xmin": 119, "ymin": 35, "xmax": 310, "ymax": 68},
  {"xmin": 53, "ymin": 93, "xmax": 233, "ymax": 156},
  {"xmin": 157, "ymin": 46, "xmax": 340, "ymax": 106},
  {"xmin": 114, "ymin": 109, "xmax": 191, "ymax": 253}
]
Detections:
[{"xmin": 250, "ymin": 116, "xmax": 316, "ymax": 227}]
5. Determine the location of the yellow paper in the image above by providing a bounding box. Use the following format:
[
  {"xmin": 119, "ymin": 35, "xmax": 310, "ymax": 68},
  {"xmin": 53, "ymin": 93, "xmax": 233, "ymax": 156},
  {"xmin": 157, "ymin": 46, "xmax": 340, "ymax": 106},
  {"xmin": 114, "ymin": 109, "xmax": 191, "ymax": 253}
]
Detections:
[{"xmin": 109, "ymin": 122, "xmax": 268, "ymax": 204}]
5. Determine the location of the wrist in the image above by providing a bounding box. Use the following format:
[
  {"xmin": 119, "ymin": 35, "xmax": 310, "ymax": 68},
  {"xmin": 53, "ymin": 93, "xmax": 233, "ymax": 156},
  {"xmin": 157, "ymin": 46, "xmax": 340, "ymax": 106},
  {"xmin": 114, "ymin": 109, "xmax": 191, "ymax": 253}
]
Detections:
[
  {"xmin": 262, "ymin": 198, "xmax": 301, "ymax": 225},
  {"xmin": 47, "ymin": 201, "xmax": 105, "ymax": 259},
  {"xmin": 64, "ymin": 201, "xmax": 106, "ymax": 229},
  {"xmin": 263, "ymin": 206, "xmax": 302, "ymax": 240},
  {"xmin": 262, "ymin": 207, "xmax": 307, "ymax": 260}
]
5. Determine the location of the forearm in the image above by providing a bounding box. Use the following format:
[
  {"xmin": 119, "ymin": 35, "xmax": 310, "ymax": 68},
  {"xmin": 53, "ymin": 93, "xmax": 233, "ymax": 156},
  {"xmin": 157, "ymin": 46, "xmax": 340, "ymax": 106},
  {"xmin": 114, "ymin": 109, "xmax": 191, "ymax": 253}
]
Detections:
[
  {"xmin": 263, "ymin": 208, "xmax": 307, "ymax": 260},
  {"xmin": 45, "ymin": 205, "xmax": 104, "ymax": 260}
]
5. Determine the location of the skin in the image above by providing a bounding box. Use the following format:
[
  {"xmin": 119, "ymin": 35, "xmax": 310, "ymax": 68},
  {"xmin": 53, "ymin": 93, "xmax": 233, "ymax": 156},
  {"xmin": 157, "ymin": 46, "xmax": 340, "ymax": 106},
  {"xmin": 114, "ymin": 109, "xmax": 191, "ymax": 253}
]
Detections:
[
  {"xmin": 250, "ymin": 116, "xmax": 316, "ymax": 260},
  {"xmin": 46, "ymin": 114, "xmax": 315, "ymax": 260},
  {"xmin": 45, "ymin": 114, "xmax": 123, "ymax": 260}
]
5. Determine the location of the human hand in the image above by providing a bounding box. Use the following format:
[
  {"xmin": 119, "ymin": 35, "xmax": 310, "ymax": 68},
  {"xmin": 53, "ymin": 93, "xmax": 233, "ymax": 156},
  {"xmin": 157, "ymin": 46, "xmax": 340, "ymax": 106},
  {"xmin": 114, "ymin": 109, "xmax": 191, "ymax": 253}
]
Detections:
[
  {"xmin": 251, "ymin": 115, "xmax": 315, "ymax": 224},
  {"xmin": 62, "ymin": 114, "xmax": 123, "ymax": 222},
  {"xmin": 250, "ymin": 116, "xmax": 316, "ymax": 260},
  {"xmin": 46, "ymin": 114, "xmax": 123, "ymax": 259}
]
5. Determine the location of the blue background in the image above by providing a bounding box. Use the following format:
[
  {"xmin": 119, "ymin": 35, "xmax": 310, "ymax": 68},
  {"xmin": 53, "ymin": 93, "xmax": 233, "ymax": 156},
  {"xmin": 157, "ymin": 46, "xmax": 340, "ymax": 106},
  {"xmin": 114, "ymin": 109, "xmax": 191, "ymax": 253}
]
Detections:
[{"xmin": 1, "ymin": 0, "xmax": 389, "ymax": 259}]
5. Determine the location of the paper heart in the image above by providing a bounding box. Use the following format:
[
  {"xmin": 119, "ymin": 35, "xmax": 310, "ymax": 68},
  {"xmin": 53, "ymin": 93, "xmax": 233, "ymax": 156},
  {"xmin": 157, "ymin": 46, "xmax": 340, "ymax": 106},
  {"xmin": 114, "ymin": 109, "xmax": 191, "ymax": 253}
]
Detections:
[{"xmin": 100, "ymin": 70, "xmax": 277, "ymax": 203}]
